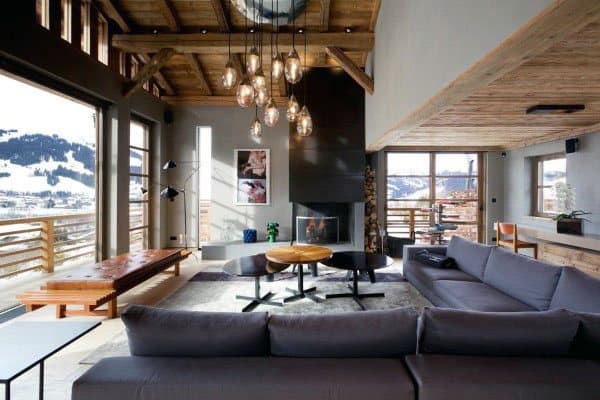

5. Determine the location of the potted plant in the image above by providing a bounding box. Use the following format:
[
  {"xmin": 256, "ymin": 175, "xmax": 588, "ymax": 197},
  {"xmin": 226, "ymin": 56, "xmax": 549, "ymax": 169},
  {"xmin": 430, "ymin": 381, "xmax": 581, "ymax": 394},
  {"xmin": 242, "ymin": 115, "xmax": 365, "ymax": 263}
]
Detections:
[
  {"xmin": 552, "ymin": 210, "xmax": 591, "ymax": 235},
  {"xmin": 266, "ymin": 222, "xmax": 279, "ymax": 243}
]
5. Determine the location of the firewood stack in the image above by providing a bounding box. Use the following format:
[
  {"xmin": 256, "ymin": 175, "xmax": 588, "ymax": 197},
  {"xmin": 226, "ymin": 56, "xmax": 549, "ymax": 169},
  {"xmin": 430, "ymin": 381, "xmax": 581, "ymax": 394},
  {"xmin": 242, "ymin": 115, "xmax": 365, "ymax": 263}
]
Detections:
[{"xmin": 365, "ymin": 165, "xmax": 378, "ymax": 253}]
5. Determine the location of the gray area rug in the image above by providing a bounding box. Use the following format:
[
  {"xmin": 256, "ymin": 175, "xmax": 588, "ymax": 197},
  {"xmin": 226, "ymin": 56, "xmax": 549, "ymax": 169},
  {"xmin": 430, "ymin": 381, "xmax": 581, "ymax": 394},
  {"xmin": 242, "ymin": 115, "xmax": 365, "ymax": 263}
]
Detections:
[{"xmin": 81, "ymin": 268, "xmax": 430, "ymax": 365}]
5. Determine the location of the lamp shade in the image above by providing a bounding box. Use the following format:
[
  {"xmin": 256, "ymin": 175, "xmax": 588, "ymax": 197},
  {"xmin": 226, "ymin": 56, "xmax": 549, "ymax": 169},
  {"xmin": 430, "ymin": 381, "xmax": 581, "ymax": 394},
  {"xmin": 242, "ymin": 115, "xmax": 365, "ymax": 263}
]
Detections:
[
  {"xmin": 160, "ymin": 186, "xmax": 180, "ymax": 201},
  {"xmin": 162, "ymin": 160, "xmax": 177, "ymax": 170},
  {"xmin": 140, "ymin": 187, "xmax": 148, "ymax": 194}
]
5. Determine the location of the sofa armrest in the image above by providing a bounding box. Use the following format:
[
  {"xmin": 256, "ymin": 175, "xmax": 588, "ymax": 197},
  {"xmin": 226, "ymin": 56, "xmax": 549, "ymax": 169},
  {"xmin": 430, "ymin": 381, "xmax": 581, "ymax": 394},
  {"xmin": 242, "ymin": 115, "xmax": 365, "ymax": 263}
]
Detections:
[{"xmin": 403, "ymin": 245, "xmax": 447, "ymax": 260}]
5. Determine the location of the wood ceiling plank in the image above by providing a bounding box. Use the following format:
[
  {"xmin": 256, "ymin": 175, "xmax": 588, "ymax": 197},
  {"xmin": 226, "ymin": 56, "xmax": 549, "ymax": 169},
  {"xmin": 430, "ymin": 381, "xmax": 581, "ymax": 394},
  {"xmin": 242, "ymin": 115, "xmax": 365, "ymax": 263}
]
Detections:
[
  {"xmin": 210, "ymin": 0, "xmax": 231, "ymax": 32},
  {"xmin": 320, "ymin": 0, "xmax": 331, "ymax": 32},
  {"xmin": 156, "ymin": 0, "xmax": 181, "ymax": 32},
  {"xmin": 111, "ymin": 32, "xmax": 375, "ymax": 54},
  {"xmin": 367, "ymin": 0, "xmax": 600, "ymax": 151},
  {"xmin": 184, "ymin": 53, "xmax": 213, "ymax": 95},
  {"xmin": 162, "ymin": 95, "xmax": 288, "ymax": 106},
  {"xmin": 326, "ymin": 46, "xmax": 374, "ymax": 94},
  {"xmin": 369, "ymin": 0, "xmax": 381, "ymax": 32},
  {"xmin": 508, "ymin": 122, "xmax": 600, "ymax": 149},
  {"xmin": 124, "ymin": 48, "xmax": 175, "ymax": 97}
]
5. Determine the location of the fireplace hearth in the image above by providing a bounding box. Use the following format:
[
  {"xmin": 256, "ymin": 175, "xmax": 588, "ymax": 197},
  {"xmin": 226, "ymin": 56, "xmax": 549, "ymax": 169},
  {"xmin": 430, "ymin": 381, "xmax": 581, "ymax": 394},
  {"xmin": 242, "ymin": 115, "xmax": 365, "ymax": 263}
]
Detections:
[
  {"xmin": 297, "ymin": 216, "xmax": 339, "ymax": 244},
  {"xmin": 293, "ymin": 203, "xmax": 351, "ymax": 245}
]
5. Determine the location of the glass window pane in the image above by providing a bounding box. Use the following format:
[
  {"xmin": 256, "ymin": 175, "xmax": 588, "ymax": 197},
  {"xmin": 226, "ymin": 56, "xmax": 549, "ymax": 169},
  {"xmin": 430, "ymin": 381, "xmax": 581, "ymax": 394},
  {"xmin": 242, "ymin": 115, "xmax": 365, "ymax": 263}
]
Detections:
[
  {"xmin": 387, "ymin": 177, "xmax": 430, "ymax": 200},
  {"xmin": 436, "ymin": 177, "xmax": 478, "ymax": 199},
  {"xmin": 542, "ymin": 187, "xmax": 558, "ymax": 214},
  {"xmin": 436, "ymin": 153, "xmax": 478, "ymax": 176},
  {"xmin": 130, "ymin": 121, "xmax": 147, "ymax": 148},
  {"xmin": 542, "ymin": 158, "xmax": 566, "ymax": 186},
  {"xmin": 387, "ymin": 153, "xmax": 430, "ymax": 175}
]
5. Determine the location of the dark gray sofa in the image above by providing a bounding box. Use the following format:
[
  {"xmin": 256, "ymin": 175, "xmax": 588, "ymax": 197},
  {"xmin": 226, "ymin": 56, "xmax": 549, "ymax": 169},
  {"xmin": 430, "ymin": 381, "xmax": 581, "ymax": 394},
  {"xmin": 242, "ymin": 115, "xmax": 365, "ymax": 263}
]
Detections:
[
  {"xmin": 403, "ymin": 236, "xmax": 600, "ymax": 313},
  {"xmin": 72, "ymin": 305, "xmax": 600, "ymax": 400}
]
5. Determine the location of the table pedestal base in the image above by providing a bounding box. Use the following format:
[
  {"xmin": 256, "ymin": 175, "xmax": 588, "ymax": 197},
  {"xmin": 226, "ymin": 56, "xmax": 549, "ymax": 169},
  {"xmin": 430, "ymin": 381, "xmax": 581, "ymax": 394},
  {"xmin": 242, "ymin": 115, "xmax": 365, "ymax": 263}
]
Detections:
[
  {"xmin": 326, "ymin": 270, "xmax": 384, "ymax": 310},
  {"xmin": 235, "ymin": 276, "xmax": 282, "ymax": 312},
  {"xmin": 284, "ymin": 264, "xmax": 324, "ymax": 303}
]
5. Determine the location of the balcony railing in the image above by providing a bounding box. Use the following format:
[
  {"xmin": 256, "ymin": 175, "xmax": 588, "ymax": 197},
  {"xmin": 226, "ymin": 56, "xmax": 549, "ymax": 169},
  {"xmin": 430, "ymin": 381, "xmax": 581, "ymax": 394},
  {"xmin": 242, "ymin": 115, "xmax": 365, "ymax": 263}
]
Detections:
[{"xmin": 0, "ymin": 213, "xmax": 96, "ymax": 279}]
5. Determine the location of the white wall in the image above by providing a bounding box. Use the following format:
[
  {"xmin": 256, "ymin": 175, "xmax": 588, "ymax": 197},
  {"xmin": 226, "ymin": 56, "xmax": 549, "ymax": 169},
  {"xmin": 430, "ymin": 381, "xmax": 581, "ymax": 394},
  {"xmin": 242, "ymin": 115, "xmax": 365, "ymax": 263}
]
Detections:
[
  {"xmin": 366, "ymin": 0, "xmax": 554, "ymax": 147},
  {"xmin": 502, "ymin": 132, "xmax": 600, "ymax": 235},
  {"xmin": 166, "ymin": 106, "xmax": 292, "ymax": 247}
]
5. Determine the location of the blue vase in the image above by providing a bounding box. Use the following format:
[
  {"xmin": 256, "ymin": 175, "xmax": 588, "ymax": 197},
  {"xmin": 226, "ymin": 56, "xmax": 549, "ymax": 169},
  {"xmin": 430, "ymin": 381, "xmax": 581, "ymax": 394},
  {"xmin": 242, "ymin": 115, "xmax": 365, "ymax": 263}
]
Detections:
[{"xmin": 243, "ymin": 229, "xmax": 257, "ymax": 243}]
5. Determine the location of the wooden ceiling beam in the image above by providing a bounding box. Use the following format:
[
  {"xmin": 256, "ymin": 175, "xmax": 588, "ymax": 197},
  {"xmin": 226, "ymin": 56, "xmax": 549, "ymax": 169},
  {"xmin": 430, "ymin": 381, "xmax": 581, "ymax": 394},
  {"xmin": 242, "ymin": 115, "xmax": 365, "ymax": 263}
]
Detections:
[
  {"xmin": 112, "ymin": 32, "xmax": 374, "ymax": 54},
  {"xmin": 137, "ymin": 53, "xmax": 176, "ymax": 95},
  {"xmin": 124, "ymin": 48, "xmax": 175, "ymax": 97},
  {"xmin": 319, "ymin": 0, "xmax": 331, "ymax": 32},
  {"xmin": 369, "ymin": 0, "xmax": 382, "ymax": 32},
  {"xmin": 210, "ymin": 0, "xmax": 231, "ymax": 33},
  {"xmin": 156, "ymin": 0, "xmax": 181, "ymax": 32},
  {"xmin": 96, "ymin": 0, "xmax": 131, "ymax": 32},
  {"xmin": 326, "ymin": 47, "xmax": 374, "ymax": 94},
  {"xmin": 185, "ymin": 54, "xmax": 213, "ymax": 95},
  {"xmin": 367, "ymin": 0, "xmax": 600, "ymax": 151},
  {"xmin": 162, "ymin": 95, "xmax": 288, "ymax": 106}
]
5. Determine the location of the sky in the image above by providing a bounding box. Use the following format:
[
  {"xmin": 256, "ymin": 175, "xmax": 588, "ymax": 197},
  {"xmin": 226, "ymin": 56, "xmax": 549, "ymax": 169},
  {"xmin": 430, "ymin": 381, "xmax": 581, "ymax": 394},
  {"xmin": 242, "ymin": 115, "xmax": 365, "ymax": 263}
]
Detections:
[{"xmin": 0, "ymin": 73, "xmax": 96, "ymax": 145}]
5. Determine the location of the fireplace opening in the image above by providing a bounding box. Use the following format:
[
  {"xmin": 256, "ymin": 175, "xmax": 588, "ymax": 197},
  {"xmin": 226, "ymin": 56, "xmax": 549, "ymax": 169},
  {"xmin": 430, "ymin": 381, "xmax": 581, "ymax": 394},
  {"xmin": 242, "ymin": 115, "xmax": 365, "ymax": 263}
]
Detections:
[{"xmin": 293, "ymin": 203, "xmax": 351, "ymax": 245}]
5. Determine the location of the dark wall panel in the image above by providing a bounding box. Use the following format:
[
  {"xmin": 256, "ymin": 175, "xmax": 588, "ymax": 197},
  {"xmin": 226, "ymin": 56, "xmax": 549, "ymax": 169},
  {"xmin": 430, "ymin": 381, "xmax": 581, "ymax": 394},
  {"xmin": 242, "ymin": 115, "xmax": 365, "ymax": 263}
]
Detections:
[{"xmin": 289, "ymin": 69, "xmax": 366, "ymax": 202}]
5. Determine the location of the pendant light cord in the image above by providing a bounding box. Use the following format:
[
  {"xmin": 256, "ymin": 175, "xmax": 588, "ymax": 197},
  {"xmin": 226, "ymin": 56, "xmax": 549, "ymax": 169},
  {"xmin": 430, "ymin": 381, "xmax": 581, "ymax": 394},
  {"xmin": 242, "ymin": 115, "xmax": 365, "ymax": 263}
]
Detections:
[
  {"xmin": 227, "ymin": 0, "xmax": 231, "ymax": 60},
  {"xmin": 303, "ymin": 0, "xmax": 307, "ymax": 105}
]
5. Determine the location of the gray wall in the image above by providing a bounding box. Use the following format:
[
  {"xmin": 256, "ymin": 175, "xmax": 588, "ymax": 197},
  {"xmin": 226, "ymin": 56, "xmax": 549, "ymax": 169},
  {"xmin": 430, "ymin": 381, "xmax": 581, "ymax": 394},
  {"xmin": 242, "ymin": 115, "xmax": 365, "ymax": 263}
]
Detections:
[
  {"xmin": 502, "ymin": 132, "xmax": 600, "ymax": 235},
  {"xmin": 167, "ymin": 106, "xmax": 291, "ymax": 247},
  {"xmin": 365, "ymin": 0, "xmax": 554, "ymax": 148},
  {"xmin": 1, "ymin": 4, "xmax": 170, "ymax": 256},
  {"xmin": 485, "ymin": 152, "xmax": 505, "ymax": 243}
]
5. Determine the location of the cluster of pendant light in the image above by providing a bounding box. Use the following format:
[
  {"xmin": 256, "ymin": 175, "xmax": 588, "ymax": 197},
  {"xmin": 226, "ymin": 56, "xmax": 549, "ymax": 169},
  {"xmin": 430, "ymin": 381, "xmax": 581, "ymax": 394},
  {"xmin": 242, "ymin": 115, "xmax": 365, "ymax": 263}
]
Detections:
[{"xmin": 221, "ymin": 0, "xmax": 312, "ymax": 138}]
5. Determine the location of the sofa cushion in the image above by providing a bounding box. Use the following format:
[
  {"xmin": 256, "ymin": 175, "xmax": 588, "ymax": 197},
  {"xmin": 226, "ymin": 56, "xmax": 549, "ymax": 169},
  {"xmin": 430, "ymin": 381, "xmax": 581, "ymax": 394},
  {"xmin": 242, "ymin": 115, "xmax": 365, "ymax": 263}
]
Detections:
[
  {"xmin": 269, "ymin": 308, "xmax": 418, "ymax": 357},
  {"xmin": 483, "ymin": 247, "xmax": 562, "ymax": 310},
  {"xmin": 432, "ymin": 280, "xmax": 534, "ymax": 312},
  {"xmin": 405, "ymin": 354, "xmax": 600, "ymax": 400},
  {"xmin": 72, "ymin": 356, "xmax": 415, "ymax": 400},
  {"xmin": 549, "ymin": 267, "xmax": 600, "ymax": 313},
  {"xmin": 121, "ymin": 305, "xmax": 268, "ymax": 357},
  {"xmin": 570, "ymin": 312, "xmax": 600, "ymax": 359},
  {"xmin": 446, "ymin": 236, "xmax": 493, "ymax": 280},
  {"xmin": 403, "ymin": 260, "xmax": 479, "ymax": 289},
  {"xmin": 418, "ymin": 307, "xmax": 578, "ymax": 357}
]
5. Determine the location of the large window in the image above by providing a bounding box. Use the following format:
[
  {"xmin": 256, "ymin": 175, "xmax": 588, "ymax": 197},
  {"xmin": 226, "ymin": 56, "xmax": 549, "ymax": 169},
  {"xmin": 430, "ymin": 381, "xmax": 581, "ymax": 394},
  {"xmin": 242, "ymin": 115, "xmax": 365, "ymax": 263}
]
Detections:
[
  {"xmin": 386, "ymin": 152, "xmax": 482, "ymax": 242},
  {"xmin": 129, "ymin": 120, "xmax": 150, "ymax": 251},
  {"xmin": 0, "ymin": 72, "xmax": 98, "ymax": 277},
  {"xmin": 197, "ymin": 127, "xmax": 212, "ymax": 243},
  {"xmin": 533, "ymin": 154, "xmax": 566, "ymax": 217}
]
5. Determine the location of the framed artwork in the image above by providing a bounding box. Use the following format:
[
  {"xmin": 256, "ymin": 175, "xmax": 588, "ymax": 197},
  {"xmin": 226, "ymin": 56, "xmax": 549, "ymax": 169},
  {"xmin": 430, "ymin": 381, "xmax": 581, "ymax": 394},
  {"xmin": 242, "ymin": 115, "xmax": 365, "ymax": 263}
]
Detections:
[{"xmin": 234, "ymin": 149, "xmax": 270, "ymax": 205}]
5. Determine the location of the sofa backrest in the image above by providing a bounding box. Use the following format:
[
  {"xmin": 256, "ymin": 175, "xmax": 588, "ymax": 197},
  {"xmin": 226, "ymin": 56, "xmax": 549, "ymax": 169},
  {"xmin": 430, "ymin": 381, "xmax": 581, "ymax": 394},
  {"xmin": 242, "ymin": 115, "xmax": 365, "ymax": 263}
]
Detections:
[
  {"xmin": 446, "ymin": 236, "xmax": 493, "ymax": 280},
  {"xmin": 483, "ymin": 247, "xmax": 562, "ymax": 310},
  {"xmin": 549, "ymin": 267, "xmax": 600, "ymax": 314},
  {"xmin": 122, "ymin": 305, "xmax": 269, "ymax": 357},
  {"xmin": 417, "ymin": 307, "xmax": 579, "ymax": 357},
  {"xmin": 269, "ymin": 307, "xmax": 418, "ymax": 357}
]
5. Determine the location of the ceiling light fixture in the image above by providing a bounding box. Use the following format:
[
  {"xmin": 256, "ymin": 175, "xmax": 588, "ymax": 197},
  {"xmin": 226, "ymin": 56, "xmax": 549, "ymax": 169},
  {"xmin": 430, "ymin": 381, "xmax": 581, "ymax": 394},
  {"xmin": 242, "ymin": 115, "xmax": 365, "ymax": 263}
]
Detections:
[
  {"xmin": 297, "ymin": 7, "xmax": 313, "ymax": 136},
  {"xmin": 344, "ymin": 26, "xmax": 352, "ymax": 33},
  {"xmin": 285, "ymin": 0, "xmax": 302, "ymax": 84},
  {"xmin": 526, "ymin": 104, "xmax": 585, "ymax": 115},
  {"xmin": 221, "ymin": 0, "xmax": 237, "ymax": 90}
]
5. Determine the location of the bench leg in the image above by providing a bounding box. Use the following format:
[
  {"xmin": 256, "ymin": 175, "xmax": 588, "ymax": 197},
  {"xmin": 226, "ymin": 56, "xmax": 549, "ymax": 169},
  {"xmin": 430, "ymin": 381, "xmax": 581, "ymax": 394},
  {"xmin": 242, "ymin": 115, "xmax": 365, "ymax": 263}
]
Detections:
[
  {"xmin": 174, "ymin": 262, "xmax": 180, "ymax": 276},
  {"xmin": 107, "ymin": 298, "xmax": 117, "ymax": 319},
  {"xmin": 56, "ymin": 305, "xmax": 66, "ymax": 319}
]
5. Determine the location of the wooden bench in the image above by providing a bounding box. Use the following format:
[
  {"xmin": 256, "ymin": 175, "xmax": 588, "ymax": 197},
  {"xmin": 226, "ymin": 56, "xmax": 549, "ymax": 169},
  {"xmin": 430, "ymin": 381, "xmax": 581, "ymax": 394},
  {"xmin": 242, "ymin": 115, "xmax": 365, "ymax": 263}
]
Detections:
[
  {"xmin": 17, "ymin": 289, "xmax": 117, "ymax": 318},
  {"xmin": 17, "ymin": 249, "xmax": 191, "ymax": 319}
]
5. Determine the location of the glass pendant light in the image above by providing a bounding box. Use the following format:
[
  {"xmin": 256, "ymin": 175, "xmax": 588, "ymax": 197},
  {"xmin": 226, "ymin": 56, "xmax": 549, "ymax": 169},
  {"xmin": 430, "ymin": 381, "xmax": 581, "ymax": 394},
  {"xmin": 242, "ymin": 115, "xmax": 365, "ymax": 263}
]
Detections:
[
  {"xmin": 285, "ymin": 49, "xmax": 302, "ymax": 84},
  {"xmin": 247, "ymin": 46, "xmax": 260, "ymax": 76},
  {"xmin": 296, "ymin": 8, "xmax": 313, "ymax": 136},
  {"xmin": 296, "ymin": 105, "xmax": 313, "ymax": 136},
  {"xmin": 221, "ymin": 0, "xmax": 237, "ymax": 90},
  {"xmin": 255, "ymin": 86, "xmax": 270, "ymax": 107},
  {"xmin": 286, "ymin": 93, "xmax": 300, "ymax": 122},
  {"xmin": 264, "ymin": 98, "xmax": 279, "ymax": 127},
  {"xmin": 272, "ymin": 54, "xmax": 284, "ymax": 81},
  {"xmin": 237, "ymin": 75, "xmax": 255, "ymax": 107},
  {"xmin": 250, "ymin": 106, "xmax": 262, "ymax": 138},
  {"xmin": 221, "ymin": 60, "xmax": 238, "ymax": 90},
  {"xmin": 251, "ymin": 68, "xmax": 267, "ymax": 91}
]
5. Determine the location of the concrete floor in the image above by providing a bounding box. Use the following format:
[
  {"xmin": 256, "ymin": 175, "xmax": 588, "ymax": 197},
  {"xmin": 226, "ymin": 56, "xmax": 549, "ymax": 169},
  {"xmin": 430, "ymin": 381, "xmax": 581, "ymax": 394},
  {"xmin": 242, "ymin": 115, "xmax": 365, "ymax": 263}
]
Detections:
[{"xmin": 0, "ymin": 252, "xmax": 207, "ymax": 400}]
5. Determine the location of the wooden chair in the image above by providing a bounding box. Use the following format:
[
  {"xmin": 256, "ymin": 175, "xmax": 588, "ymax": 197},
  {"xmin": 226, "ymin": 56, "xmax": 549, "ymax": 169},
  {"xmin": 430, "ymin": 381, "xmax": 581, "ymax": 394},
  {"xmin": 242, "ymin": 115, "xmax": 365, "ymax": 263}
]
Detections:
[{"xmin": 495, "ymin": 222, "xmax": 538, "ymax": 259}]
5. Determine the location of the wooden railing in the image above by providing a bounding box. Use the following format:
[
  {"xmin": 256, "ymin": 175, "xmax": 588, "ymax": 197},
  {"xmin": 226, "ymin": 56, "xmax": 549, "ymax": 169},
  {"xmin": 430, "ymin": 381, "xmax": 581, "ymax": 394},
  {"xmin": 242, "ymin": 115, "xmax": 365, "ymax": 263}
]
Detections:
[
  {"xmin": 0, "ymin": 213, "xmax": 96, "ymax": 279},
  {"xmin": 386, "ymin": 208, "xmax": 431, "ymax": 238}
]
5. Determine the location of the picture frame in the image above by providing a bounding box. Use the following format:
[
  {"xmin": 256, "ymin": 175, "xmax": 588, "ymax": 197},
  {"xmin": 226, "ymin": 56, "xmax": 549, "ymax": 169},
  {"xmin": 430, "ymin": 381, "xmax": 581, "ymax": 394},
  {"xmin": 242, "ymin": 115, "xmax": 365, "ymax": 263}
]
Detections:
[{"xmin": 234, "ymin": 148, "xmax": 270, "ymax": 205}]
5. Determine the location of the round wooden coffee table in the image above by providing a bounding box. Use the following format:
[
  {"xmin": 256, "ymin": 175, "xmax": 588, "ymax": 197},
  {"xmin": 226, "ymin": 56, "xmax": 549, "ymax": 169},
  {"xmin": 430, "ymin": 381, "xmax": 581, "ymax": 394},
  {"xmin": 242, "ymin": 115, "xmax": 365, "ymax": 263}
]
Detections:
[{"xmin": 265, "ymin": 245, "xmax": 332, "ymax": 303}]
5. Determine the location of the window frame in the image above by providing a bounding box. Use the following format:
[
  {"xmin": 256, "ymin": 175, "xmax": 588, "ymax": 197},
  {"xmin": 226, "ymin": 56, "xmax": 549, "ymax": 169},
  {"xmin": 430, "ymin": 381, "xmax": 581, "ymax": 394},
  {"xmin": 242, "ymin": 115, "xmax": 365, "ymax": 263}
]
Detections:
[
  {"xmin": 532, "ymin": 153, "xmax": 567, "ymax": 218},
  {"xmin": 129, "ymin": 118, "xmax": 152, "ymax": 251}
]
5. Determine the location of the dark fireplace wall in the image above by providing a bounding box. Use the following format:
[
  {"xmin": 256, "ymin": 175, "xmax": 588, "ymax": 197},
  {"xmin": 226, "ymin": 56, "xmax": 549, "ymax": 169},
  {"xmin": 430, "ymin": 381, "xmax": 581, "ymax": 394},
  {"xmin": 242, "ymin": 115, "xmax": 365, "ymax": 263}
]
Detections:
[{"xmin": 289, "ymin": 69, "xmax": 366, "ymax": 203}]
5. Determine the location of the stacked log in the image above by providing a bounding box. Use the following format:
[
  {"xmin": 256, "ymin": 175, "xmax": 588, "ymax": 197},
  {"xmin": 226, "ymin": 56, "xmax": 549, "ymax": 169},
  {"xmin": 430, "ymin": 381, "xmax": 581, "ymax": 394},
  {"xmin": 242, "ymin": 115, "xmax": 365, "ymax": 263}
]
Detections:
[{"xmin": 365, "ymin": 165, "xmax": 378, "ymax": 253}]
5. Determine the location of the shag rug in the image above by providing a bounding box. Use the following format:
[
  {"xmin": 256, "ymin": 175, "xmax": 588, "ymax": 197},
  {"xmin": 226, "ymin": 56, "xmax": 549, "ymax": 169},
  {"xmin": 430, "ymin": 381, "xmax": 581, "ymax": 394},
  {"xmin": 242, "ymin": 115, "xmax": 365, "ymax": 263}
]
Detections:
[{"xmin": 81, "ymin": 265, "xmax": 429, "ymax": 365}]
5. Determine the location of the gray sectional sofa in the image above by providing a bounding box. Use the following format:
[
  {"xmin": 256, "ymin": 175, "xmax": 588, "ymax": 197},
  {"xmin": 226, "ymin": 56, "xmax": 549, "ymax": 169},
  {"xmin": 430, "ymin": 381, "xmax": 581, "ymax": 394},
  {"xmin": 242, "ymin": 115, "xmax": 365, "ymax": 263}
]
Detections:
[
  {"xmin": 403, "ymin": 236, "xmax": 600, "ymax": 313},
  {"xmin": 73, "ymin": 305, "xmax": 599, "ymax": 400}
]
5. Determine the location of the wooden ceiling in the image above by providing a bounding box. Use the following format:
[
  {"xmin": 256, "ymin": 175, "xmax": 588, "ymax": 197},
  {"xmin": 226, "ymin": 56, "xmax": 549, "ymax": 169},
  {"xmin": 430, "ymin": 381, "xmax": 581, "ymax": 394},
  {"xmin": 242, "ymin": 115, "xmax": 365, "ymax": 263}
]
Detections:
[
  {"xmin": 97, "ymin": 0, "xmax": 380, "ymax": 105},
  {"xmin": 368, "ymin": 0, "xmax": 600, "ymax": 151}
]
